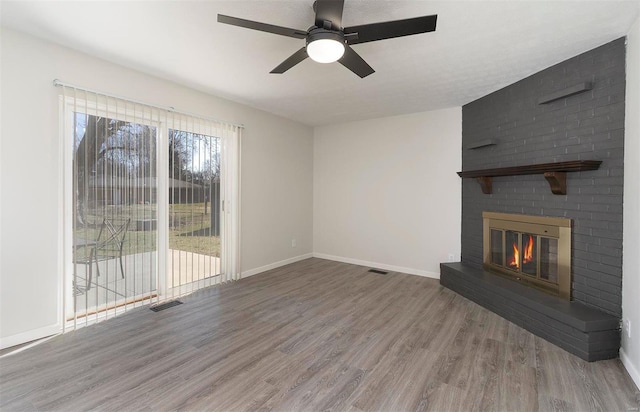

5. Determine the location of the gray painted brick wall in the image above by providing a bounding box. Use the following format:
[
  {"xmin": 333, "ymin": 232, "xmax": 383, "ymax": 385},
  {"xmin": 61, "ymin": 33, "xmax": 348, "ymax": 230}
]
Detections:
[{"xmin": 461, "ymin": 37, "xmax": 626, "ymax": 317}]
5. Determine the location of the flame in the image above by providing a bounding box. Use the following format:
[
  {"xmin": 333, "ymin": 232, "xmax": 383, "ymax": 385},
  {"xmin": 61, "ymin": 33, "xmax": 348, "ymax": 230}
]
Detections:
[
  {"xmin": 523, "ymin": 235, "xmax": 534, "ymax": 264},
  {"xmin": 508, "ymin": 235, "xmax": 535, "ymax": 270},
  {"xmin": 509, "ymin": 242, "xmax": 520, "ymax": 269}
]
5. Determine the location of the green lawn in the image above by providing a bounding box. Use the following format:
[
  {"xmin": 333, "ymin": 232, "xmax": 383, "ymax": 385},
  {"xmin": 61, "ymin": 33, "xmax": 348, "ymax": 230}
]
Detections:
[{"xmin": 74, "ymin": 202, "xmax": 220, "ymax": 258}]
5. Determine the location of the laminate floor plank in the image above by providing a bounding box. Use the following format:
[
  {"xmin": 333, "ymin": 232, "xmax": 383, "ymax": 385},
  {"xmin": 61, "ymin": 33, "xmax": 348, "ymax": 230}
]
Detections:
[
  {"xmin": 422, "ymin": 382, "xmax": 467, "ymax": 412},
  {"xmin": 1, "ymin": 258, "xmax": 638, "ymax": 412},
  {"xmin": 471, "ymin": 338, "xmax": 505, "ymax": 411},
  {"xmin": 496, "ymin": 357, "xmax": 538, "ymax": 411}
]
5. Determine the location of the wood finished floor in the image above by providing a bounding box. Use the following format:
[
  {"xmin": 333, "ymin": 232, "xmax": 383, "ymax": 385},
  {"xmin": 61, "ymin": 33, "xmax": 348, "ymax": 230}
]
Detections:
[{"xmin": 1, "ymin": 258, "xmax": 638, "ymax": 412}]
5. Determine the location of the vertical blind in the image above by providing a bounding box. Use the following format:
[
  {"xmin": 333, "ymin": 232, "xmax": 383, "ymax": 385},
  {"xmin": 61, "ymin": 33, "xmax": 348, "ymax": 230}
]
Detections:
[{"xmin": 57, "ymin": 81, "xmax": 241, "ymax": 330}]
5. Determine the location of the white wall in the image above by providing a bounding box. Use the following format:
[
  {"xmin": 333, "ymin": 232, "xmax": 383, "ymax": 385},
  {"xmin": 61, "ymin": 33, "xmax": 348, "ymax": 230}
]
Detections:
[
  {"xmin": 0, "ymin": 28, "xmax": 313, "ymax": 347},
  {"xmin": 622, "ymin": 15, "xmax": 640, "ymax": 389},
  {"xmin": 313, "ymin": 108, "xmax": 462, "ymax": 277}
]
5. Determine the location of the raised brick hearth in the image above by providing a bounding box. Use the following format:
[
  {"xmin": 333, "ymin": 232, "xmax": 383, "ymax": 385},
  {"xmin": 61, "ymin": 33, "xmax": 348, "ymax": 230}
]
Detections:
[{"xmin": 441, "ymin": 263, "xmax": 620, "ymax": 361}]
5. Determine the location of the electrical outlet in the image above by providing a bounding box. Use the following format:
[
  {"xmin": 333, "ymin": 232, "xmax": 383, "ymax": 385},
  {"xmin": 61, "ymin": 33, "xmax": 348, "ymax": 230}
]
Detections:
[
  {"xmin": 291, "ymin": 239, "xmax": 297, "ymax": 248},
  {"xmin": 448, "ymin": 253, "xmax": 456, "ymax": 262},
  {"xmin": 625, "ymin": 319, "xmax": 631, "ymax": 338}
]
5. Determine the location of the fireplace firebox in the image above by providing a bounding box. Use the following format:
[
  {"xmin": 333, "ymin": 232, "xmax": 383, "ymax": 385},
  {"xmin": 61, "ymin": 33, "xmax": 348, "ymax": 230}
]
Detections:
[{"xmin": 482, "ymin": 212, "xmax": 571, "ymax": 299}]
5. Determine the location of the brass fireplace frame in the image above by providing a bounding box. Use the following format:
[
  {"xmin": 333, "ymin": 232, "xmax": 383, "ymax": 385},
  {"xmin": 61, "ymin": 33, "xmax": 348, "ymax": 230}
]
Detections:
[{"xmin": 482, "ymin": 212, "xmax": 572, "ymax": 300}]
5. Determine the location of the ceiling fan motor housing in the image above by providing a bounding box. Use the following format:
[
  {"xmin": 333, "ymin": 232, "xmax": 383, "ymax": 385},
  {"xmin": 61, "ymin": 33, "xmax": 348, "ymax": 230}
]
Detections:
[{"xmin": 306, "ymin": 28, "xmax": 345, "ymax": 46}]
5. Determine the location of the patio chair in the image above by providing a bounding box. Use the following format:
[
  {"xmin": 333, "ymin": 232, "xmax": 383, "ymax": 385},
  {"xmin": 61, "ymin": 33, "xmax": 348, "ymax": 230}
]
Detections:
[{"xmin": 75, "ymin": 217, "xmax": 130, "ymax": 292}]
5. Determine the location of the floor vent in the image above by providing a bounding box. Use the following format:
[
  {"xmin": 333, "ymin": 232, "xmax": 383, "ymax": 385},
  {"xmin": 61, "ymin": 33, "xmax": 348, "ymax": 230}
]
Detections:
[
  {"xmin": 150, "ymin": 300, "xmax": 183, "ymax": 312},
  {"xmin": 368, "ymin": 269, "xmax": 388, "ymax": 275}
]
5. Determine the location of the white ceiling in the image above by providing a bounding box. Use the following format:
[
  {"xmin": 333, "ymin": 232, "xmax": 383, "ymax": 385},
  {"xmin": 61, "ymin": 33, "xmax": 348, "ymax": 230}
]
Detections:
[{"xmin": 1, "ymin": 1, "xmax": 639, "ymax": 126}]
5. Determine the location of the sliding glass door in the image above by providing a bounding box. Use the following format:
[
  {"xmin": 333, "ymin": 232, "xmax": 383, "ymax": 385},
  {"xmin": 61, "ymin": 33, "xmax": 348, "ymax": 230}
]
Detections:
[
  {"xmin": 166, "ymin": 128, "xmax": 222, "ymax": 296},
  {"xmin": 61, "ymin": 86, "xmax": 241, "ymax": 329},
  {"xmin": 68, "ymin": 105, "xmax": 159, "ymax": 325}
]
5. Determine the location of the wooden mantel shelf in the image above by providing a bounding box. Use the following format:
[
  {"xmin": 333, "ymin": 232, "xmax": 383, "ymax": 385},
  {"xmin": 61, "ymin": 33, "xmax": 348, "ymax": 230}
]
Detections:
[{"xmin": 457, "ymin": 160, "xmax": 602, "ymax": 195}]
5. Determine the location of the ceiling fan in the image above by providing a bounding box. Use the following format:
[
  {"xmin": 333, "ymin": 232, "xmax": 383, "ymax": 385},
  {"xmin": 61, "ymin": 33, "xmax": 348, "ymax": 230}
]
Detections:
[{"xmin": 217, "ymin": 0, "xmax": 437, "ymax": 78}]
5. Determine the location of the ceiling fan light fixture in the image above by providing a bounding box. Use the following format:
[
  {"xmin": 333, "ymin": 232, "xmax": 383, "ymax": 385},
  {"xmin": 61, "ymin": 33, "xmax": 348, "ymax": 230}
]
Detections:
[
  {"xmin": 306, "ymin": 30, "xmax": 345, "ymax": 63},
  {"xmin": 218, "ymin": 1, "xmax": 437, "ymax": 77}
]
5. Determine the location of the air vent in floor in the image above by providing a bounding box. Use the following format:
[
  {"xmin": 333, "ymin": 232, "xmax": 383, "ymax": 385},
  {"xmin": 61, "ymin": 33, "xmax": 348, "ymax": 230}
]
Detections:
[
  {"xmin": 150, "ymin": 300, "xmax": 183, "ymax": 312},
  {"xmin": 368, "ymin": 269, "xmax": 388, "ymax": 275}
]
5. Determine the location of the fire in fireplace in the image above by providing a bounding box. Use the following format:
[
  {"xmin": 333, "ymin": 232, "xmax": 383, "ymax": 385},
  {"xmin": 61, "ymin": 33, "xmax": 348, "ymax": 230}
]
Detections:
[
  {"xmin": 508, "ymin": 234, "xmax": 534, "ymax": 270},
  {"xmin": 483, "ymin": 212, "xmax": 571, "ymax": 299}
]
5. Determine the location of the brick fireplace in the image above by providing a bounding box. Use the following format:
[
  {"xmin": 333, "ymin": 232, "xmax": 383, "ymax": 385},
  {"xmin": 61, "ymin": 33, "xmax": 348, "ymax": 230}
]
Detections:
[{"xmin": 441, "ymin": 37, "xmax": 625, "ymax": 361}]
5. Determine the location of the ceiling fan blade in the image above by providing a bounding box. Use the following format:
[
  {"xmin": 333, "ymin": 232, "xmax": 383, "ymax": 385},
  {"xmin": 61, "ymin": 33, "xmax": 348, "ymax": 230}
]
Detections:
[
  {"xmin": 218, "ymin": 14, "xmax": 307, "ymax": 39},
  {"xmin": 314, "ymin": 0, "xmax": 345, "ymax": 30},
  {"xmin": 270, "ymin": 48, "xmax": 309, "ymax": 74},
  {"xmin": 338, "ymin": 45, "xmax": 374, "ymax": 78},
  {"xmin": 344, "ymin": 15, "xmax": 437, "ymax": 45}
]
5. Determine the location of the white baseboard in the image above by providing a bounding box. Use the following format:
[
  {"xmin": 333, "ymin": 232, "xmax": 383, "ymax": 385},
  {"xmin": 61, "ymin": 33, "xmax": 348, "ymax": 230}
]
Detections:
[
  {"xmin": 620, "ymin": 348, "xmax": 640, "ymax": 390},
  {"xmin": 0, "ymin": 324, "xmax": 61, "ymax": 350},
  {"xmin": 312, "ymin": 253, "xmax": 440, "ymax": 279},
  {"xmin": 241, "ymin": 253, "xmax": 314, "ymax": 278}
]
